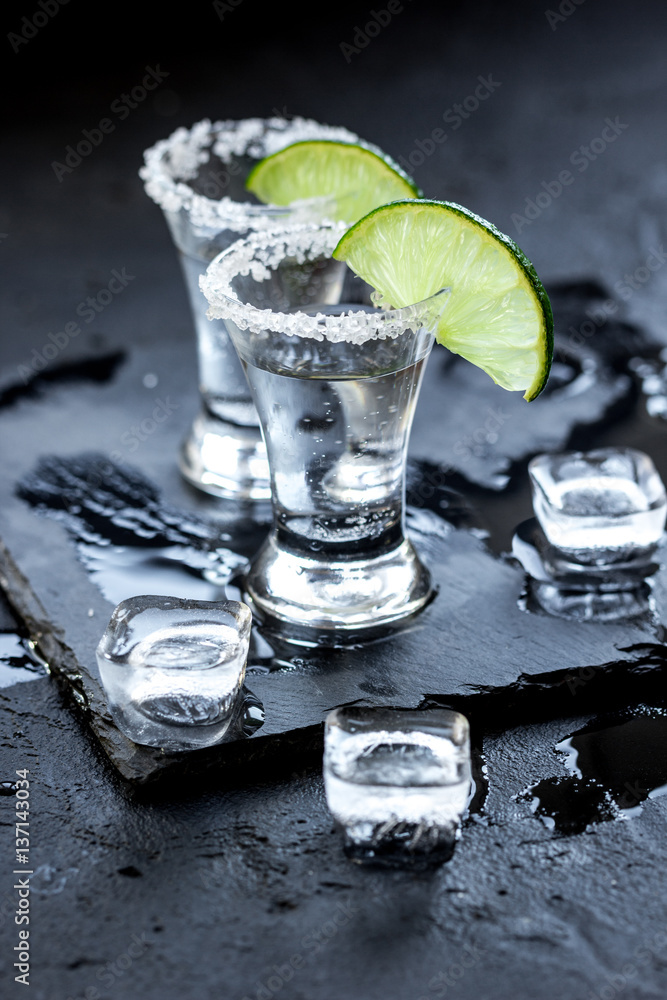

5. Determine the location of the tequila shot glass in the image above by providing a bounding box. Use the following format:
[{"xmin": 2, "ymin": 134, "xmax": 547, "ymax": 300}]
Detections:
[
  {"xmin": 140, "ymin": 117, "xmax": 360, "ymax": 500},
  {"xmin": 200, "ymin": 223, "xmax": 449, "ymax": 635}
]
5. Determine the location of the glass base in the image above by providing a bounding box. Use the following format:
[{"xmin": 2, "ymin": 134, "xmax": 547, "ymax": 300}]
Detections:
[
  {"xmin": 179, "ymin": 409, "xmax": 271, "ymax": 501},
  {"xmin": 243, "ymin": 533, "xmax": 433, "ymax": 633}
]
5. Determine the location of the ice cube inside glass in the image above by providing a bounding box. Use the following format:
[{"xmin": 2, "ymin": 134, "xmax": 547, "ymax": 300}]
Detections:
[
  {"xmin": 96, "ymin": 596, "xmax": 252, "ymax": 751},
  {"xmin": 324, "ymin": 707, "xmax": 471, "ymax": 864},
  {"xmin": 529, "ymin": 448, "xmax": 667, "ymax": 563}
]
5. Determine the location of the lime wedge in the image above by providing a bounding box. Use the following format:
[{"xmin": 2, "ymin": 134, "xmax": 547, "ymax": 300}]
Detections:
[
  {"xmin": 245, "ymin": 140, "xmax": 421, "ymax": 225},
  {"xmin": 333, "ymin": 199, "xmax": 553, "ymax": 400}
]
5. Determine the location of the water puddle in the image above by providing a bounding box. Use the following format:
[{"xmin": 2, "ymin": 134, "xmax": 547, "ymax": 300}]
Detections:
[
  {"xmin": 520, "ymin": 705, "xmax": 667, "ymax": 833},
  {"xmin": 0, "ymin": 352, "xmax": 126, "ymax": 409},
  {"xmin": 16, "ymin": 454, "xmax": 251, "ymax": 605},
  {"xmin": 0, "ymin": 632, "xmax": 46, "ymax": 687},
  {"xmin": 0, "ymin": 593, "xmax": 47, "ymax": 690},
  {"xmin": 77, "ymin": 543, "xmax": 229, "ymax": 606},
  {"xmin": 464, "ymin": 747, "xmax": 489, "ymax": 824},
  {"xmin": 629, "ymin": 349, "xmax": 667, "ymax": 419}
]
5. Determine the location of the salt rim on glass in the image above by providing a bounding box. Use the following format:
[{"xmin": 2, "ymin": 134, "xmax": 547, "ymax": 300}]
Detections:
[
  {"xmin": 199, "ymin": 223, "xmax": 450, "ymax": 346},
  {"xmin": 139, "ymin": 116, "xmax": 366, "ymax": 234}
]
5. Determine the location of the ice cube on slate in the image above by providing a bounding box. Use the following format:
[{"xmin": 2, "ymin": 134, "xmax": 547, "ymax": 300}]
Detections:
[
  {"xmin": 96, "ymin": 595, "xmax": 252, "ymax": 751},
  {"xmin": 324, "ymin": 707, "xmax": 471, "ymax": 865},
  {"xmin": 529, "ymin": 448, "xmax": 667, "ymax": 562}
]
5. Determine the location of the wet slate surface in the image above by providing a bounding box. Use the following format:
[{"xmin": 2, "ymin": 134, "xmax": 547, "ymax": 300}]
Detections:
[
  {"xmin": 3, "ymin": 669, "xmax": 667, "ymax": 1000},
  {"xmin": 1, "ymin": 311, "xmax": 666, "ymax": 785},
  {"xmin": 3, "ymin": 1, "xmax": 667, "ymax": 997}
]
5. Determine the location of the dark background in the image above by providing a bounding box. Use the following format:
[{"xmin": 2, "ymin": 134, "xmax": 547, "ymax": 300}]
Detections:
[
  {"xmin": 3, "ymin": 3, "xmax": 667, "ymax": 999},
  {"xmin": 4, "ymin": 0, "xmax": 667, "ymax": 365}
]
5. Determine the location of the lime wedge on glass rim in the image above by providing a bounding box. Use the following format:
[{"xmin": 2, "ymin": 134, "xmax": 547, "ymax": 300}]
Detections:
[
  {"xmin": 245, "ymin": 140, "xmax": 421, "ymax": 225},
  {"xmin": 333, "ymin": 199, "xmax": 554, "ymax": 400}
]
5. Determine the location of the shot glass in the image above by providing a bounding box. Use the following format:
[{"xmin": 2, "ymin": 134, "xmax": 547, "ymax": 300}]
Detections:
[
  {"xmin": 140, "ymin": 116, "xmax": 360, "ymax": 500},
  {"xmin": 324, "ymin": 707, "xmax": 471, "ymax": 865},
  {"xmin": 96, "ymin": 595, "xmax": 252, "ymax": 751},
  {"xmin": 200, "ymin": 223, "xmax": 449, "ymax": 634},
  {"xmin": 528, "ymin": 447, "xmax": 667, "ymax": 565}
]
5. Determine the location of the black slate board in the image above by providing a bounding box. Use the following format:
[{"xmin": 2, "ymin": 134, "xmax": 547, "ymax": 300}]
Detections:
[{"xmin": 1, "ymin": 288, "xmax": 666, "ymax": 783}]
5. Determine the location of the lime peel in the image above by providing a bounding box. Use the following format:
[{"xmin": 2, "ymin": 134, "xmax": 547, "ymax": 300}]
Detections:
[
  {"xmin": 245, "ymin": 140, "xmax": 422, "ymax": 226},
  {"xmin": 333, "ymin": 198, "xmax": 553, "ymax": 401}
]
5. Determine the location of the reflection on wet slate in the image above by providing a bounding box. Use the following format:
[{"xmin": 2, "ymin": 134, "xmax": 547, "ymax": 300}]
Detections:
[
  {"xmin": 559, "ymin": 706, "xmax": 667, "ymax": 812},
  {"xmin": 524, "ymin": 580, "xmax": 655, "ymax": 624},
  {"xmin": 513, "ymin": 518, "xmax": 661, "ymax": 625},
  {"xmin": 0, "ymin": 633, "xmax": 46, "ymax": 688},
  {"xmin": 464, "ymin": 745, "xmax": 489, "ymax": 825},
  {"xmin": 0, "ymin": 591, "xmax": 47, "ymax": 688},
  {"xmin": 16, "ymin": 454, "xmax": 251, "ymax": 604},
  {"xmin": 520, "ymin": 705, "xmax": 667, "ymax": 833},
  {"xmin": 631, "ymin": 351, "xmax": 667, "ymax": 419}
]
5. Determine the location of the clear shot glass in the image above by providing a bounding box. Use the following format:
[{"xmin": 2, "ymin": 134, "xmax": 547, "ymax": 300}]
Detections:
[
  {"xmin": 96, "ymin": 595, "xmax": 252, "ymax": 751},
  {"xmin": 140, "ymin": 116, "xmax": 360, "ymax": 500},
  {"xmin": 324, "ymin": 706, "xmax": 471, "ymax": 865},
  {"xmin": 200, "ymin": 223, "xmax": 449, "ymax": 635}
]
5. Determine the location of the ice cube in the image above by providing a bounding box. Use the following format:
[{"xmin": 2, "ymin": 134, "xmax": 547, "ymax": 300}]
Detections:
[
  {"xmin": 324, "ymin": 707, "xmax": 471, "ymax": 865},
  {"xmin": 529, "ymin": 448, "xmax": 667, "ymax": 563},
  {"xmin": 96, "ymin": 595, "xmax": 251, "ymax": 751}
]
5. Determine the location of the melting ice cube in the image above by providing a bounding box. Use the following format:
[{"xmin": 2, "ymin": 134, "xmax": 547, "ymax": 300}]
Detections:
[
  {"xmin": 96, "ymin": 595, "xmax": 251, "ymax": 751},
  {"xmin": 324, "ymin": 706, "xmax": 471, "ymax": 865},
  {"xmin": 529, "ymin": 448, "xmax": 667, "ymax": 562}
]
